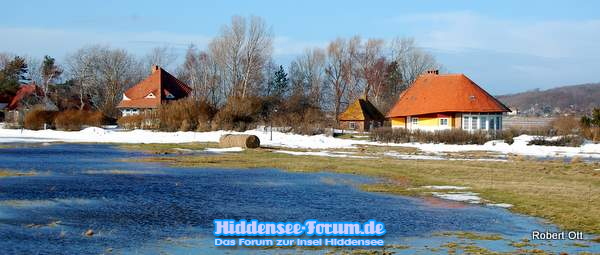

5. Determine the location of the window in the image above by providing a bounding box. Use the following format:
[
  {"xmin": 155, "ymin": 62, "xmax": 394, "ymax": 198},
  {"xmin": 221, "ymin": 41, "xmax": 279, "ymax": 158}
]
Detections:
[
  {"xmin": 489, "ymin": 118, "xmax": 495, "ymax": 130},
  {"xmin": 480, "ymin": 117, "xmax": 487, "ymax": 130},
  {"xmin": 439, "ymin": 118, "xmax": 448, "ymax": 126},
  {"xmin": 463, "ymin": 117, "xmax": 469, "ymax": 129},
  {"xmin": 411, "ymin": 117, "xmax": 419, "ymax": 126},
  {"xmin": 145, "ymin": 92, "xmax": 156, "ymax": 99},
  {"xmin": 471, "ymin": 117, "xmax": 478, "ymax": 129},
  {"xmin": 349, "ymin": 122, "xmax": 356, "ymax": 130},
  {"xmin": 496, "ymin": 117, "xmax": 501, "ymax": 130}
]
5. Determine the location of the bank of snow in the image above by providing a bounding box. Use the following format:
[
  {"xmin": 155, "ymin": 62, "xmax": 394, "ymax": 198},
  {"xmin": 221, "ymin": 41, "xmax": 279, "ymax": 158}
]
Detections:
[
  {"xmin": 389, "ymin": 135, "xmax": 600, "ymax": 159},
  {"xmin": 1, "ymin": 127, "xmax": 599, "ymax": 158},
  {"xmin": 0, "ymin": 127, "xmax": 363, "ymax": 149}
]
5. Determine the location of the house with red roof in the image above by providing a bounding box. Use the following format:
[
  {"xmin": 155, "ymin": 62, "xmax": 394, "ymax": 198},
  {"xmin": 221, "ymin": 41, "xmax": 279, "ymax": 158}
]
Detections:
[
  {"xmin": 117, "ymin": 65, "xmax": 192, "ymax": 116},
  {"xmin": 386, "ymin": 70, "xmax": 510, "ymax": 131}
]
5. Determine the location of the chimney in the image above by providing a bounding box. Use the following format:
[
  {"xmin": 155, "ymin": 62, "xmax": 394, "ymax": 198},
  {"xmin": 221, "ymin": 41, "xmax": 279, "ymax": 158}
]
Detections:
[
  {"xmin": 151, "ymin": 65, "xmax": 159, "ymax": 73},
  {"xmin": 425, "ymin": 69, "xmax": 439, "ymax": 75}
]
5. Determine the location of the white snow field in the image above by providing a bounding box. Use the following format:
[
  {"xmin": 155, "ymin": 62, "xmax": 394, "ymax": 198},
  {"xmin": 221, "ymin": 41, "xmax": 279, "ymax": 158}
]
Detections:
[{"xmin": 1, "ymin": 127, "xmax": 599, "ymax": 159}]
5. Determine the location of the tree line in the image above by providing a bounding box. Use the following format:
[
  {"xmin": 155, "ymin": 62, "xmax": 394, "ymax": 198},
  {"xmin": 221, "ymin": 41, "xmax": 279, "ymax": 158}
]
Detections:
[{"xmin": 1, "ymin": 16, "xmax": 439, "ymax": 131}]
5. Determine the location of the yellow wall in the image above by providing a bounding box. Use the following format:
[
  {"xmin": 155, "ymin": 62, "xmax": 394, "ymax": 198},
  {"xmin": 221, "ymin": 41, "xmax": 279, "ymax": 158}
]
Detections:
[
  {"xmin": 415, "ymin": 116, "xmax": 439, "ymax": 127},
  {"xmin": 391, "ymin": 117, "xmax": 406, "ymax": 128},
  {"xmin": 391, "ymin": 114, "xmax": 457, "ymax": 129}
]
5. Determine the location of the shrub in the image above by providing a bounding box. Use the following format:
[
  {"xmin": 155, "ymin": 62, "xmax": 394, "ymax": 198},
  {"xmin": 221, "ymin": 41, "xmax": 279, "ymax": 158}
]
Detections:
[
  {"xmin": 212, "ymin": 96, "xmax": 265, "ymax": 131},
  {"xmin": 23, "ymin": 107, "xmax": 58, "ymax": 130},
  {"xmin": 551, "ymin": 116, "xmax": 580, "ymax": 135},
  {"xmin": 371, "ymin": 127, "xmax": 491, "ymax": 145},
  {"xmin": 54, "ymin": 110, "xmax": 105, "ymax": 131},
  {"xmin": 117, "ymin": 114, "xmax": 144, "ymax": 130},
  {"xmin": 528, "ymin": 135, "xmax": 584, "ymax": 147},
  {"xmin": 116, "ymin": 99, "xmax": 216, "ymax": 131}
]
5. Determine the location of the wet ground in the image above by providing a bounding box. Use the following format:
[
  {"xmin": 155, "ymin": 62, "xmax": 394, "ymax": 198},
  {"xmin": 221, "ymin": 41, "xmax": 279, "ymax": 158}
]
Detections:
[{"xmin": 0, "ymin": 144, "xmax": 597, "ymax": 254}]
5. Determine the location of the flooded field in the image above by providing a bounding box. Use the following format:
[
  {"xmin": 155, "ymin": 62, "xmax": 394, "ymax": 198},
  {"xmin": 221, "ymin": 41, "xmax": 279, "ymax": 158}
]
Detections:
[{"xmin": 0, "ymin": 144, "xmax": 597, "ymax": 254}]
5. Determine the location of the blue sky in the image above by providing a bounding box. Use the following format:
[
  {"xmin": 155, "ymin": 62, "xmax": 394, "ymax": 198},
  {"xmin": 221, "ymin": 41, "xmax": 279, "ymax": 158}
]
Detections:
[{"xmin": 1, "ymin": 0, "xmax": 600, "ymax": 94}]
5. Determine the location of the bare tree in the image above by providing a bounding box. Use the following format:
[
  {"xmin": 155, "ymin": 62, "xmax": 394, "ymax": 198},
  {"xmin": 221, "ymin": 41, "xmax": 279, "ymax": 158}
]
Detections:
[
  {"xmin": 65, "ymin": 45, "xmax": 143, "ymax": 118},
  {"xmin": 390, "ymin": 37, "xmax": 440, "ymax": 89},
  {"xmin": 144, "ymin": 46, "xmax": 178, "ymax": 72},
  {"xmin": 210, "ymin": 16, "xmax": 273, "ymax": 99},
  {"xmin": 324, "ymin": 38, "xmax": 354, "ymax": 119},
  {"xmin": 289, "ymin": 48, "xmax": 326, "ymax": 107}
]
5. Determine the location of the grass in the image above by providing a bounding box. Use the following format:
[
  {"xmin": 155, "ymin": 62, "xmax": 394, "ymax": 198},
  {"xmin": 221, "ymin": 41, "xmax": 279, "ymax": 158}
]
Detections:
[
  {"xmin": 0, "ymin": 169, "xmax": 36, "ymax": 177},
  {"xmin": 121, "ymin": 143, "xmax": 600, "ymax": 235}
]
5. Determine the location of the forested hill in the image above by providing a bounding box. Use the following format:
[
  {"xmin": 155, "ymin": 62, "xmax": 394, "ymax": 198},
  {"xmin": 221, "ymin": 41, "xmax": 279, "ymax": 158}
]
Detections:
[{"xmin": 497, "ymin": 83, "xmax": 600, "ymax": 116}]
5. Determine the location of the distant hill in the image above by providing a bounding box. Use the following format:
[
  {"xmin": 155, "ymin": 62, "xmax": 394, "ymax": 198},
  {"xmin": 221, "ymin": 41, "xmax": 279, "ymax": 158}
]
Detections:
[{"xmin": 497, "ymin": 83, "xmax": 600, "ymax": 116}]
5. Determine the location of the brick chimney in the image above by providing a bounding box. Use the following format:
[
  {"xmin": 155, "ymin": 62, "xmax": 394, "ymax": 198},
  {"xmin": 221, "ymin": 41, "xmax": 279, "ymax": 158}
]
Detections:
[{"xmin": 151, "ymin": 65, "xmax": 159, "ymax": 73}]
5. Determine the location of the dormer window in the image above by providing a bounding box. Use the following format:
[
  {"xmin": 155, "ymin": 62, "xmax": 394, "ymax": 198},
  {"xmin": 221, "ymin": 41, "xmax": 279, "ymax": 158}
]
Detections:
[
  {"xmin": 145, "ymin": 92, "xmax": 156, "ymax": 99},
  {"xmin": 165, "ymin": 93, "xmax": 175, "ymax": 99}
]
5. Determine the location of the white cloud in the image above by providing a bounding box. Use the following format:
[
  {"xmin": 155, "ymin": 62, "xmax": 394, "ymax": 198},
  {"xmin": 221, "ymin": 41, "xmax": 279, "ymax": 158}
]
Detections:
[{"xmin": 392, "ymin": 11, "xmax": 600, "ymax": 59}]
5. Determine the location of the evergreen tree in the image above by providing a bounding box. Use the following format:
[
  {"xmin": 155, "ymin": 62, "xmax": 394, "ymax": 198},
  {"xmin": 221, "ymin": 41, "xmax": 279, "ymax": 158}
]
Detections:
[
  {"xmin": 268, "ymin": 65, "xmax": 288, "ymax": 98},
  {"xmin": 0, "ymin": 56, "xmax": 28, "ymax": 96}
]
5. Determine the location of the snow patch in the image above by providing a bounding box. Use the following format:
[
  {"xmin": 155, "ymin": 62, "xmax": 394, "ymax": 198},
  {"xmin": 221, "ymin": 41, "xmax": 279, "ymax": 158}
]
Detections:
[
  {"xmin": 204, "ymin": 147, "xmax": 244, "ymax": 153},
  {"xmin": 487, "ymin": 203, "xmax": 513, "ymax": 208},
  {"xmin": 273, "ymin": 150, "xmax": 375, "ymax": 159},
  {"xmin": 431, "ymin": 192, "xmax": 482, "ymax": 203}
]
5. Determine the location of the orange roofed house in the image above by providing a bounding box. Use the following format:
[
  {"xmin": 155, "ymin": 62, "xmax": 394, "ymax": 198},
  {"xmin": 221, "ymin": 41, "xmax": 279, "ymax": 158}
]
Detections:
[
  {"xmin": 338, "ymin": 97, "xmax": 385, "ymax": 132},
  {"xmin": 117, "ymin": 65, "xmax": 191, "ymax": 116},
  {"xmin": 387, "ymin": 70, "xmax": 510, "ymax": 131}
]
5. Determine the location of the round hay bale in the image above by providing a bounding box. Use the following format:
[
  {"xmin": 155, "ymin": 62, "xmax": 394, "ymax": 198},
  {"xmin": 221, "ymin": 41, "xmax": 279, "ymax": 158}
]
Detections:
[{"xmin": 219, "ymin": 134, "xmax": 260, "ymax": 148}]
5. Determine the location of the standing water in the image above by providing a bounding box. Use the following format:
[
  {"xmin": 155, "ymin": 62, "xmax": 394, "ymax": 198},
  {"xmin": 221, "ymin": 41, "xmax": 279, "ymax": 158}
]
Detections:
[{"xmin": 0, "ymin": 144, "xmax": 597, "ymax": 254}]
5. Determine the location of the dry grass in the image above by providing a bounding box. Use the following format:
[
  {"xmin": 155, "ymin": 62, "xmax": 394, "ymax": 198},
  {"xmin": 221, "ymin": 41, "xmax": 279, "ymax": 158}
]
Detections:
[
  {"xmin": 123, "ymin": 144, "xmax": 600, "ymax": 235},
  {"xmin": 0, "ymin": 170, "xmax": 36, "ymax": 177}
]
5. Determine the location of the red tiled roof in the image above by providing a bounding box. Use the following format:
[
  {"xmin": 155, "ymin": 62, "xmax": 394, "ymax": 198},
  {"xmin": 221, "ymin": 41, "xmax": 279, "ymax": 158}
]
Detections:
[
  {"xmin": 117, "ymin": 66, "xmax": 191, "ymax": 109},
  {"xmin": 6, "ymin": 83, "xmax": 43, "ymax": 110},
  {"xmin": 386, "ymin": 73, "xmax": 510, "ymax": 117}
]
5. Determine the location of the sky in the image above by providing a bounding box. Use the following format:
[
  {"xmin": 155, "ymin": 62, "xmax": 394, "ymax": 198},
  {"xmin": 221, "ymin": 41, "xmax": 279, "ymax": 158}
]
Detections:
[{"xmin": 1, "ymin": 0, "xmax": 599, "ymax": 95}]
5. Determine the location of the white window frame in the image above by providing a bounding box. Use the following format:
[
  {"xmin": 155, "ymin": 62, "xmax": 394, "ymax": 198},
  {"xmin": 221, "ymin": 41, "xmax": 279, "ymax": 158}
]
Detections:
[
  {"xmin": 471, "ymin": 116, "xmax": 478, "ymax": 130},
  {"xmin": 145, "ymin": 92, "xmax": 156, "ymax": 99},
  {"xmin": 349, "ymin": 122, "xmax": 356, "ymax": 130},
  {"xmin": 411, "ymin": 117, "xmax": 419, "ymax": 127},
  {"xmin": 439, "ymin": 118, "xmax": 449, "ymax": 126}
]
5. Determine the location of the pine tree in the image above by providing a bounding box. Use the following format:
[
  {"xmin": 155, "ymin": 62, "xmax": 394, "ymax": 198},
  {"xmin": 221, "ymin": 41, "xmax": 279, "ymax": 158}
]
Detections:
[
  {"xmin": 0, "ymin": 56, "xmax": 28, "ymax": 96},
  {"xmin": 268, "ymin": 65, "xmax": 288, "ymax": 98}
]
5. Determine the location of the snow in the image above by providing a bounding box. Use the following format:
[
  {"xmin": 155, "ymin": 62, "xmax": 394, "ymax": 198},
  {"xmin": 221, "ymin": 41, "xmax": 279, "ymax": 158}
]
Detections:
[
  {"xmin": 204, "ymin": 147, "xmax": 244, "ymax": 153},
  {"xmin": 391, "ymin": 135, "xmax": 600, "ymax": 159},
  {"xmin": 273, "ymin": 150, "xmax": 375, "ymax": 159},
  {"xmin": 487, "ymin": 203, "xmax": 513, "ymax": 208},
  {"xmin": 0, "ymin": 127, "xmax": 362, "ymax": 149},
  {"xmin": 1, "ymin": 126, "xmax": 599, "ymax": 159},
  {"xmin": 431, "ymin": 192, "xmax": 482, "ymax": 203}
]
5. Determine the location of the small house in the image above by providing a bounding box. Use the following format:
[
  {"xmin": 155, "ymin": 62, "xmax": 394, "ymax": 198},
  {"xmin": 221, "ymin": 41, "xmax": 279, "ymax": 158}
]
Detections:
[
  {"xmin": 117, "ymin": 65, "xmax": 191, "ymax": 116},
  {"xmin": 387, "ymin": 71, "xmax": 510, "ymax": 131},
  {"xmin": 338, "ymin": 97, "xmax": 385, "ymax": 132}
]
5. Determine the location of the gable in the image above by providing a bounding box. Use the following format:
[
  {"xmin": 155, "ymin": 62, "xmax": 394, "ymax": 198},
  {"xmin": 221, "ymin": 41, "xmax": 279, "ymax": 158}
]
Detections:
[{"xmin": 338, "ymin": 98, "xmax": 385, "ymax": 121}]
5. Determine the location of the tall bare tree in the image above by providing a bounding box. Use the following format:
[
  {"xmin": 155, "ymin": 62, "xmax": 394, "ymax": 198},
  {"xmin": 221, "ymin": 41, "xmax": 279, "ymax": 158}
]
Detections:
[
  {"xmin": 66, "ymin": 45, "xmax": 143, "ymax": 118},
  {"xmin": 144, "ymin": 46, "xmax": 178, "ymax": 72},
  {"xmin": 390, "ymin": 37, "xmax": 440, "ymax": 89},
  {"xmin": 210, "ymin": 16, "xmax": 273, "ymax": 99}
]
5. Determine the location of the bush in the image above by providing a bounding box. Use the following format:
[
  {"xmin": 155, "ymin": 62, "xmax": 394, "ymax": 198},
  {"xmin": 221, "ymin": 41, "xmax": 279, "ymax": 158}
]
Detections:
[
  {"xmin": 158, "ymin": 99, "xmax": 216, "ymax": 132},
  {"xmin": 528, "ymin": 135, "xmax": 584, "ymax": 147},
  {"xmin": 212, "ymin": 96, "xmax": 266, "ymax": 131},
  {"xmin": 371, "ymin": 127, "xmax": 491, "ymax": 145},
  {"xmin": 116, "ymin": 99, "xmax": 216, "ymax": 131},
  {"xmin": 117, "ymin": 114, "xmax": 144, "ymax": 130},
  {"xmin": 54, "ymin": 110, "xmax": 104, "ymax": 131},
  {"xmin": 23, "ymin": 107, "xmax": 58, "ymax": 130}
]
